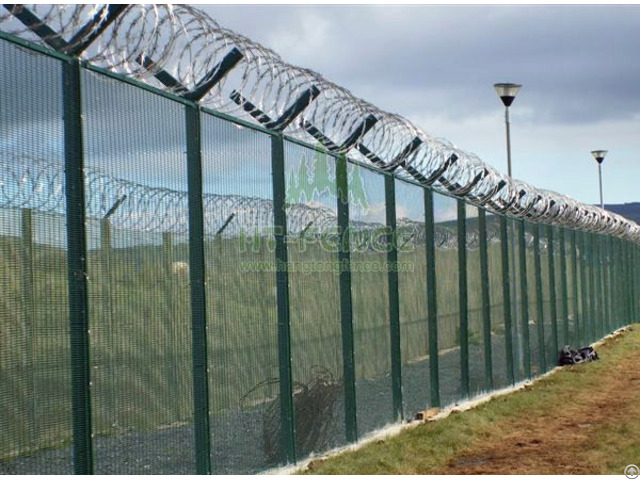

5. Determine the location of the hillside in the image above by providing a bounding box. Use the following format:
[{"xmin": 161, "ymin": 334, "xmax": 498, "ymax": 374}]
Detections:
[{"xmin": 605, "ymin": 202, "xmax": 640, "ymax": 224}]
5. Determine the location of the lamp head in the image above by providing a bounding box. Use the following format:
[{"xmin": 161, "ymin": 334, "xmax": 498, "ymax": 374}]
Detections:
[
  {"xmin": 494, "ymin": 83, "xmax": 522, "ymax": 107},
  {"xmin": 591, "ymin": 150, "xmax": 607, "ymax": 164}
]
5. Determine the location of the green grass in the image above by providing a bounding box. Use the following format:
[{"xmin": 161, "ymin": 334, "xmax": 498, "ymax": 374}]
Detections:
[{"xmin": 300, "ymin": 326, "xmax": 640, "ymax": 474}]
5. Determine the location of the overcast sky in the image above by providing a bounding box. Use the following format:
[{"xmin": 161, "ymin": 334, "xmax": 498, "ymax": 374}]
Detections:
[{"xmin": 197, "ymin": 4, "xmax": 640, "ymax": 206}]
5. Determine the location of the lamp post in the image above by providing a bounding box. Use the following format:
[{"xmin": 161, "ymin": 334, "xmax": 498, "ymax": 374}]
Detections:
[
  {"xmin": 494, "ymin": 83, "xmax": 522, "ymax": 177},
  {"xmin": 591, "ymin": 150, "xmax": 607, "ymax": 209},
  {"xmin": 494, "ymin": 82, "xmax": 522, "ymax": 376}
]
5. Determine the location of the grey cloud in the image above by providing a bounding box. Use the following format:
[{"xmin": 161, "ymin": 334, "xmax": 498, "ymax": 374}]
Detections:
[{"xmin": 198, "ymin": 5, "xmax": 640, "ymax": 125}]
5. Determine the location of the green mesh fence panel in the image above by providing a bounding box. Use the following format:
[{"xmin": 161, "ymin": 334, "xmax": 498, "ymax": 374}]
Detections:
[
  {"xmin": 395, "ymin": 180, "xmax": 430, "ymax": 418},
  {"xmin": 466, "ymin": 206, "xmax": 487, "ymax": 394},
  {"xmin": 553, "ymin": 227, "xmax": 565, "ymax": 349},
  {"xmin": 595, "ymin": 235, "xmax": 605, "ymax": 338},
  {"xmin": 580, "ymin": 232, "xmax": 593, "ymax": 345},
  {"xmin": 539, "ymin": 229, "xmax": 556, "ymax": 369},
  {"xmin": 348, "ymin": 163, "xmax": 393, "ymax": 437},
  {"xmin": 576, "ymin": 233, "xmax": 586, "ymax": 345},
  {"xmin": 525, "ymin": 223, "xmax": 541, "ymax": 375},
  {"xmin": 81, "ymin": 70, "xmax": 194, "ymax": 474},
  {"xmin": 284, "ymin": 142, "xmax": 346, "ymax": 460},
  {"xmin": 508, "ymin": 218, "xmax": 525, "ymax": 381},
  {"xmin": 201, "ymin": 114, "xmax": 282, "ymax": 473},
  {"xmin": 433, "ymin": 193, "xmax": 462, "ymax": 406},
  {"xmin": 485, "ymin": 213, "xmax": 508, "ymax": 388},
  {"xmin": 602, "ymin": 238, "xmax": 612, "ymax": 335},
  {"xmin": 565, "ymin": 230, "xmax": 577, "ymax": 344},
  {"xmin": 0, "ymin": 41, "xmax": 72, "ymax": 474}
]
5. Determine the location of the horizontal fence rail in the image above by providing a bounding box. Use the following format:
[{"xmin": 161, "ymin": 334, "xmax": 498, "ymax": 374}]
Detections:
[{"xmin": 0, "ymin": 5, "xmax": 639, "ymax": 476}]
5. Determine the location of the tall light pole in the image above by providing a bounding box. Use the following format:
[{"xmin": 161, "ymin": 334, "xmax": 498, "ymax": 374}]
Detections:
[
  {"xmin": 591, "ymin": 150, "xmax": 607, "ymax": 209},
  {"xmin": 494, "ymin": 82, "xmax": 522, "ymax": 375},
  {"xmin": 494, "ymin": 83, "xmax": 522, "ymax": 177}
]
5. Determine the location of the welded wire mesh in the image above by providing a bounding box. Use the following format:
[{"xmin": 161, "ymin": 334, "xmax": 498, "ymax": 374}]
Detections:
[
  {"xmin": 565, "ymin": 230, "xmax": 577, "ymax": 345},
  {"xmin": 508, "ymin": 218, "xmax": 525, "ymax": 382},
  {"xmin": 486, "ymin": 213, "xmax": 509, "ymax": 389},
  {"xmin": 433, "ymin": 193, "xmax": 462, "ymax": 406},
  {"xmin": 466, "ymin": 205, "xmax": 487, "ymax": 394},
  {"xmin": 0, "ymin": 40, "xmax": 72, "ymax": 475},
  {"xmin": 525, "ymin": 222, "xmax": 542, "ymax": 375},
  {"xmin": 539, "ymin": 228, "xmax": 556, "ymax": 370},
  {"xmin": 284, "ymin": 141, "xmax": 346, "ymax": 459},
  {"xmin": 395, "ymin": 180, "xmax": 430, "ymax": 418},
  {"xmin": 553, "ymin": 227, "xmax": 565, "ymax": 349},
  {"xmin": 348, "ymin": 164, "xmax": 393, "ymax": 437},
  {"xmin": 81, "ymin": 68, "xmax": 194, "ymax": 474},
  {"xmin": 201, "ymin": 114, "xmax": 282, "ymax": 473}
]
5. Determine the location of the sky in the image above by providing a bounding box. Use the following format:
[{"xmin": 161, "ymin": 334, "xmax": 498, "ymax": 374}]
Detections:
[{"xmin": 196, "ymin": 4, "xmax": 640, "ymax": 207}]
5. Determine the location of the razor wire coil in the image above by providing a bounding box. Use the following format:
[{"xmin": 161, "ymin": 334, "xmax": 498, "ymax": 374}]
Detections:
[{"xmin": 1, "ymin": 3, "xmax": 638, "ymax": 243}]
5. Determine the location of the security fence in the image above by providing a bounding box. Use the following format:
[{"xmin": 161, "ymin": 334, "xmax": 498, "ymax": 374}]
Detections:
[{"xmin": 1, "ymin": 6, "xmax": 640, "ymax": 476}]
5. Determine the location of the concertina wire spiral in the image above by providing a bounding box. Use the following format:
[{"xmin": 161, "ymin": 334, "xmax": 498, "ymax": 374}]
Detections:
[{"xmin": 0, "ymin": 4, "xmax": 638, "ymax": 244}]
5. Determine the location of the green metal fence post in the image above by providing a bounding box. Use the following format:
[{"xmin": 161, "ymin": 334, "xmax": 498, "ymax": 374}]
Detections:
[
  {"xmin": 626, "ymin": 241, "xmax": 632, "ymax": 324},
  {"xmin": 385, "ymin": 175, "xmax": 403, "ymax": 421},
  {"xmin": 499, "ymin": 216, "xmax": 515, "ymax": 384},
  {"xmin": 424, "ymin": 189, "xmax": 440, "ymax": 408},
  {"xmin": 185, "ymin": 103, "xmax": 212, "ymax": 474},
  {"xmin": 457, "ymin": 199, "xmax": 469, "ymax": 397},
  {"xmin": 628, "ymin": 241, "xmax": 631, "ymax": 323},
  {"xmin": 621, "ymin": 239, "xmax": 626, "ymax": 328},
  {"xmin": 337, "ymin": 155, "xmax": 358, "ymax": 442},
  {"xmin": 616, "ymin": 236, "xmax": 621, "ymax": 330},
  {"xmin": 478, "ymin": 209, "xmax": 493, "ymax": 389},
  {"xmin": 63, "ymin": 57, "xmax": 93, "ymax": 475},
  {"xmin": 533, "ymin": 224, "xmax": 546, "ymax": 373},
  {"xmin": 632, "ymin": 243, "xmax": 636, "ymax": 324},
  {"xmin": 517, "ymin": 220, "xmax": 531, "ymax": 378},
  {"xmin": 559, "ymin": 228, "xmax": 569, "ymax": 345},
  {"xmin": 571, "ymin": 230, "xmax": 579, "ymax": 345},
  {"xmin": 620, "ymin": 238, "xmax": 626, "ymax": 328},
  {"xmin": 635, "ymin": 244, "xmax": 639, "ymax": 323},
  {"xmin": 620, "ymin": 239, "xmax": 626, "ymax": 328},
  {"xmin": 271, "ymin": 134, "xmax": 296, "ymax": 464},
  {"xmin": 546, "ymin": 226, "xmax": 558, "ymax": 358},
  {"xmin": 610, "ymin": 237, "xmax": 616, "ymax": 331},
  {"xmin": 607, "ymin": 237, "xmax": 614, "ymax": 330}
]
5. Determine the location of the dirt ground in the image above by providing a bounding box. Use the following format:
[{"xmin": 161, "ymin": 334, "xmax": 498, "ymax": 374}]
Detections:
[
  {"xmin": 442, "ymin": 332, "xmax": 640, "ymax": 475},
  {"xmin": 302, "ymin": 326, "xmax": 640, "ymax": 475}
]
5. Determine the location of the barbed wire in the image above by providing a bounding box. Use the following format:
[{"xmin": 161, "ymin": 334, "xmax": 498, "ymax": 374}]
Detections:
[
  {"xmin": 1, "ymin": 4, "xmax": 638, "ymax": 244},
  {"xmin": 1, "ymin": 153, "xmax": 498, "ymax": 250}
]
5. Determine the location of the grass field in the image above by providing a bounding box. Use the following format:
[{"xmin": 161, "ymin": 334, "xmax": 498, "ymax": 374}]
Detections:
[{"xmin": 300, "ymin": 325, "xmax": 640, "ymax": 475}]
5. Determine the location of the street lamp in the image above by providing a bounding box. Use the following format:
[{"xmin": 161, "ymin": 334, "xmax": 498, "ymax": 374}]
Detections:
[
  {"xmin": 494, "ymin": 82, "xmax": 522, "ymax": 379},
  {"xmin": 494, "ymin": 83, "xmax": 522, "ymax": 177},
  {"xmin": 591, "ymin": 150, "xmax": 607, "ymax": 209}
]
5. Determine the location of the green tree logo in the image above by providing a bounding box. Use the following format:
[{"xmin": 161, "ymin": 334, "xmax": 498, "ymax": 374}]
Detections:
[{"xmin": 287, "ymin": 150, "xmax": 369, "ymax": 211}]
